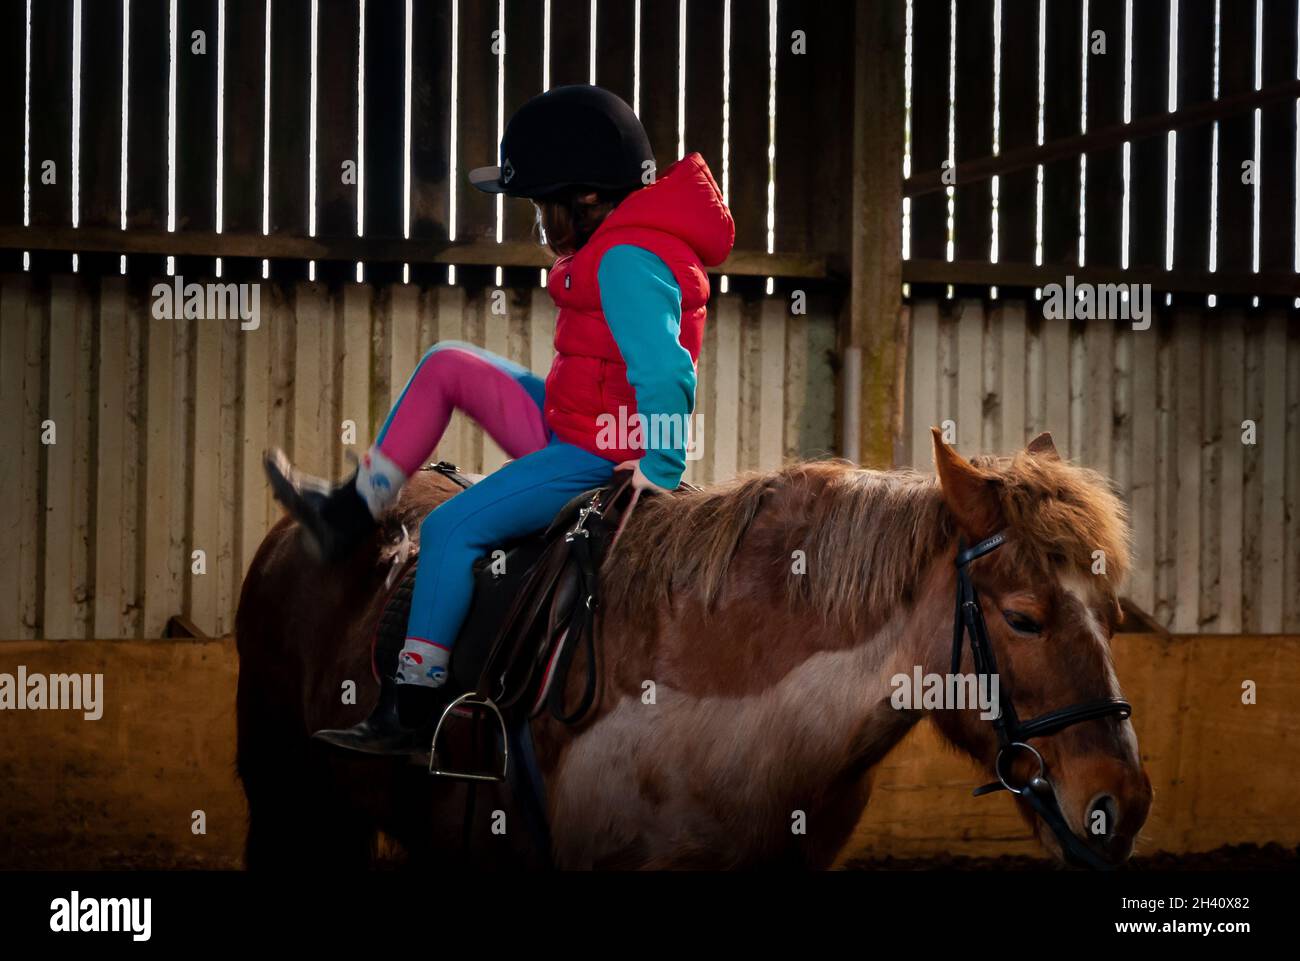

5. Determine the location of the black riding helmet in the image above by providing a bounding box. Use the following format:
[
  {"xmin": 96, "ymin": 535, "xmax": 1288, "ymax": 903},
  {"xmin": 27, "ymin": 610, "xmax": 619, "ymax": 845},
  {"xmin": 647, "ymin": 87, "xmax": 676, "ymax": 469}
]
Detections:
[{"xmin": 469, "ymin": 84, "xmax": 654, "ymax": 199}]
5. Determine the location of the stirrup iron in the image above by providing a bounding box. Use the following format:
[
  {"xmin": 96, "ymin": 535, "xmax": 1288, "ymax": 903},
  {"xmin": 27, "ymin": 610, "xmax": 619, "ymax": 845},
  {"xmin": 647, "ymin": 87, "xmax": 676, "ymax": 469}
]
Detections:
[{"xmin": 427, "ymin": 692, "xmax": 509, "ymax": 782}]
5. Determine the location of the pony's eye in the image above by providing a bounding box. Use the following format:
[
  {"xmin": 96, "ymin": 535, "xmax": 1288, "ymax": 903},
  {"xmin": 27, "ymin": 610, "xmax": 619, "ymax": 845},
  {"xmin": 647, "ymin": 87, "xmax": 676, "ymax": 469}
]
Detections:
[{"xmin": 1002, "ymin": 610, "xmax": 1043, "ymax": 635}]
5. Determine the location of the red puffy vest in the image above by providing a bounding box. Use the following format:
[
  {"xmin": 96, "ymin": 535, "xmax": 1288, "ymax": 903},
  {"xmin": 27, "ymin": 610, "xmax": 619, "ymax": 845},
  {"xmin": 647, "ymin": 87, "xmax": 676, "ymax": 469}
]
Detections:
[{"xmin": 544, "ymin": 153, "xmax": 735, "ymax": 463}]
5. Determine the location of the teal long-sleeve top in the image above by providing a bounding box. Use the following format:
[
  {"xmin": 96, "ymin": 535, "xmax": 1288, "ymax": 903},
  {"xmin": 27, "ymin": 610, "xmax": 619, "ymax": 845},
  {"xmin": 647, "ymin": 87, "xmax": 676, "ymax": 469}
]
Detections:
[{"xmin": 596, "ymin": 244, "xmax": 695, "ymax": 490}]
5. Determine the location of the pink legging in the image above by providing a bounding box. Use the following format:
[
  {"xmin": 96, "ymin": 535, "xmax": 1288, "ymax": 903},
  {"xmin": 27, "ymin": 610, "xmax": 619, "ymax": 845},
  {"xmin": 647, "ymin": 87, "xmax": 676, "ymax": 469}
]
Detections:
[{"xmin": 374, "ymin": 340, "xmax": 550, "ymax": 475}]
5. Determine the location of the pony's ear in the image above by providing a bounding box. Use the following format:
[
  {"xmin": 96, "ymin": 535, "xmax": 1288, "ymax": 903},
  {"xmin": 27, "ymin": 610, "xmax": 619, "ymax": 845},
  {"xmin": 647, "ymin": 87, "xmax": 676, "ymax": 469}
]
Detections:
[
  {"xmin": 931, "ymin": 427, "xmax": 1004, "ymax": 540},
  {"xmin": 1026, "ymin": 431, "xmax": 1060, "ymax": 460}
]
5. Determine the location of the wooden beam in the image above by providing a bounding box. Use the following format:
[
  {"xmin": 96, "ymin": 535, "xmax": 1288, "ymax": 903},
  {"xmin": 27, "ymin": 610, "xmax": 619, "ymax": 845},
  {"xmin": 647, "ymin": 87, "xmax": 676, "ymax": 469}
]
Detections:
[
  {"xmin": 0, "ymin": 225, "xmax": 830, "ymax": 279},
  {"xmin": 846, "ymin": 0, "xmax": 906, "ymax": 468},
  {"xmin": 902, "ymin": 258, "xmax": 1300, "ymax": 299},
  {"xmin": 904, "ymin": 78, "xmax": 1300, "ymax": 198}
]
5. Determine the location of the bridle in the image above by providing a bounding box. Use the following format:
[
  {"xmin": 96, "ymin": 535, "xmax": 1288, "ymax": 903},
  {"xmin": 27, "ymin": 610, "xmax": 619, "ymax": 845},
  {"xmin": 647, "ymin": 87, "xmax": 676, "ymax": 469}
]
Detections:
[{"xmin": 952, "ymin": 530, "xmax": 1133, "ymax": 870}]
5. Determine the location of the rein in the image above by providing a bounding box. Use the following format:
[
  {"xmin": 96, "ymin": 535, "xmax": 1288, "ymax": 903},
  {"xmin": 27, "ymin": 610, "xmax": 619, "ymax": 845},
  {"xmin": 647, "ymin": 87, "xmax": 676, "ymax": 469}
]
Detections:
[{"xmin": 952, "ymin": 530, "xmax": 1133, "ymax": 870}]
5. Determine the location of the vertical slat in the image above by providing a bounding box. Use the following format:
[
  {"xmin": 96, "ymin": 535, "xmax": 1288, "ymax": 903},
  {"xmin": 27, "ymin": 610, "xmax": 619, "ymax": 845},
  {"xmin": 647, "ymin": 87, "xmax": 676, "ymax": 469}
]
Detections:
[
  {"xmin": 27, "ymin": 0, "xmax": 73, "ymax": 272},
  {"xmin": 1040, "ymin": 0, "xmax": 1082, "ymax": 268},
  {"xmin": 316, "ymin": 0, "xmax": 360, "ymax": 281},
  {"xmin": 217, "ymin": 320, "xmax": 239, "ymax": 632},
  {"xmin": 686, "ymin": 0, "xmax": 725, "ymax": 178},
  {"xmin": 240, "ymin": 298, "xmax": 272, "ymax": 579},
  {"xmin": 1128, "ymin": 320, "xmax": 1158, "ymax": 614},
  {"xmin": 453, "ymin": 0, "xmax": 500, "ymax": 251},
  {"xmin": 1258, "ymin": 0, "xmax": 1298, "ymax": 282},
  {"xmin": 1112, "ymin": 327, "xmax": 1132, "ymax": 527},
  {"xmin": 1171, "ymin": 0, "xmax": 1214, "ymax": 277},
  {"xmin": 997, "ymin": 300, "xmax": 1026, "ymax": 450},
  {"xmin": 0, "ymin": 276, "xmax": 40, "ymax": 636},
  {"xmin": 983, "ymin": 305, "xmax": 1001, "ymax": 450},
  {"xmin": 909, "ymin": 299, "xmax": 940, "ymax": 468},
  {"xmin": 175, "ymin": 0, "xmax": 219, "ymax": 276},
  {"xmin": 267, "ymin": 0, "xmax": 311, "ymax": 278},
  {"xmin": 93, "ymin": 278, "xmax": 128, "ymax": 636},
  {"xmin": 1201, "ymin": 318, "xmax": 1224, "ymax": 630},
  {"xmin": 994, "ymin": 0, "xmax": 1040, "ymax": 268},
  {"xmin": 953, "ymin": 0, "xmax": 994, "ymax": 265},
  {"xmin": 756, "ymin": 298, "xmax": 786, "ymax": 468},
  {"xmin": 528, "ymin": 286, "xmax": 554, "ymax": 379},
  {"xmin": 727, "ymin": 0, "xmax": 771, "ymax": 291},
  {"xmin": 908, "ymin": 0, "xmax": 952, "ymax": 266},
  {"xmin": 191, "ymin": 317, "xmax": 225, "ymax": 634},
  {"xmin": 389, "ymin": 284, "xmax": 421, "ymax": 407},
  {"xmin": 1218, "ymin": 314, "xmax": 1245, "ymax": 631},
  {"xmin": 595, "ymin": 0, "xmax": 636, "ymax": 106},
  {"xmin": 1128, "ymin": 0, "xmax": 1169, "ymax": 273},
  {"xmin": 503, "ymin": 0, "xmax": 545, "ymax": 244},
  {"xmin": 78, "ymin": 0, "xmax": 126, "ymax": 275},
  {"xmin": 780, "ymin": 304, "xmax": 808, "ymax": 464},
  {"xmin": 1258, "ymin": 311, "xmax": 1288, "ymax": 630},
  {"xmin": 409, "ymin": 0, "xmax": 453, "ymax": 280},
  {"xmin": 1041, "ymin": 317, "xmax": 1071, "ymax": 451},
  {"xmin": 219, "ymin": 0, "xmax": 267, "ymax": 279},
  {"xmin": 1154, "ymin": 314, "xmax": 1175, "ymax": 622},
  {"xmin": 1286, "ymin": 324, "xmax": 1300, "ymax": 632},
  {"xmin": 293, "ymin": 281, "xmax": 329, "ymax": 474},
  {"xmin": 1083, "ymin": 318, "xmax": 1114, "ymax": 474},
  {"xmin": 126, "ymin": 0, "xmax": 170, "ymax": 274},
  {"xmin": 361, "ymin": 0, "xmax": 407, "ymax": 285},
  {"xmin": 709, "ymin": 296, "xmax": 742, "ymax": 480},
  {"xmin": 482, "ymin": 291, "xmax": 509, "ymax": 471},
  {"xmin": 43, "ymin": 277, "xmax": 92, "ymax": 638},
  {"xmin": 1214, "ymin": 0, "xmax": 1254, "ymax": 284},
  {"xmin": 638, "ymin": 0, "xmax": 681, "ymax": 166},
  {"xmin": 341, "ymin": 283, "xmax": 373, "ymax": 455},
  {"xmin": 955, "ymin": 299, "xmax": 983, "ymax": 453},
  {"xmin": 266, "ymin": 283, "xmax": 296, "ymax": 509},
  {"xmin": 1172, "ymin": 312, "xmax": 1201, "ymax": 632},
  {"xmin": 1084, "ymin": 0, "xmax": 1128, "ymax": 269},
  {"xmin": 0, "ymin": 0, "xmax": 26, "ymax": 272},
  {"xmin": 548, "ymin": 0, "xmax": 592, "ymax": 87},
  {"xmin": 142, "ymin": 298, "xmax": 184, "ymax": 635}
]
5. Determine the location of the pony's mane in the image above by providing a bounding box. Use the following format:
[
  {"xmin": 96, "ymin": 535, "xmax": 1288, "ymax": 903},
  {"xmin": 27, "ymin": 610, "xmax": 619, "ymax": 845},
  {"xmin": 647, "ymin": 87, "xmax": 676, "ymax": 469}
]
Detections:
[{"xmin": 602, "ymin": 453, "xmax": 1131, "ymax": 629}]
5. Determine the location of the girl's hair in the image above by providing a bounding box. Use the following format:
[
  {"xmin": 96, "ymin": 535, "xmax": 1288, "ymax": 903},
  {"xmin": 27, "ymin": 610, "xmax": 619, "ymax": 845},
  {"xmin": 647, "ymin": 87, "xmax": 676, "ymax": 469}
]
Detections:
[{"xmin": 534, "ymin": 186, "xmax": 633, "ymax": 255}]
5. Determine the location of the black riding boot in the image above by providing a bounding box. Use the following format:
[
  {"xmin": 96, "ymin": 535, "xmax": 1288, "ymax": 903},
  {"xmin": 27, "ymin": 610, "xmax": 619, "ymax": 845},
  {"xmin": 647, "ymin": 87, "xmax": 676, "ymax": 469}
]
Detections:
[
  {"xmin": 311, "ymin": 677, "xmax": 442, "ymax": 757},
  {"xmin": 263, "ymin": 448, "xmax": 377, "ymax": 563}
]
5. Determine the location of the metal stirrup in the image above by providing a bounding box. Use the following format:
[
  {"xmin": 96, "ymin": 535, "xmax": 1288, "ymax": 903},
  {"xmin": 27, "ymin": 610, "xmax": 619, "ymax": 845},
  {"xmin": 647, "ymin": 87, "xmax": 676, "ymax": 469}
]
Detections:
[{"xmin": 428, "ymin": 692, "xmax": 509, "ymax": 782}]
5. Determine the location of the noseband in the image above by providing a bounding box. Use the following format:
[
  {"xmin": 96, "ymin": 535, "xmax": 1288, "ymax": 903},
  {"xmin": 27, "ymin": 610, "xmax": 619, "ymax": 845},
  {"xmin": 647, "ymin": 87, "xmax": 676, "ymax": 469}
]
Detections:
[{"xmin": 952, "ymin": 531, "xmax": 1133, "ymax": 870}]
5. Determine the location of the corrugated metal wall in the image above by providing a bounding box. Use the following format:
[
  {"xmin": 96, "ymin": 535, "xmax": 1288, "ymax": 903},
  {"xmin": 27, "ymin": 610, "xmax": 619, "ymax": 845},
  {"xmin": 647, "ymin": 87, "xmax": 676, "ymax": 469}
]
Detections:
[
  {"xmin": 0, "ymin": 272, "xmax": 837, "ymax": 640},
  {"xmin": 905, "ymin": 296, "xmax": 1300, "ymax": 634}
]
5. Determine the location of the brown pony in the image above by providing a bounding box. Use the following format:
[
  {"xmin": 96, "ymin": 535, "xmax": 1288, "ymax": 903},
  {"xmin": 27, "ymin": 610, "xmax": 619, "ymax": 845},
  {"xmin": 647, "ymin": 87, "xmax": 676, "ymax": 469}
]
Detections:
[{"xmin": 235, "ymin": 430, "xmax": 1151, "ymax": 869}]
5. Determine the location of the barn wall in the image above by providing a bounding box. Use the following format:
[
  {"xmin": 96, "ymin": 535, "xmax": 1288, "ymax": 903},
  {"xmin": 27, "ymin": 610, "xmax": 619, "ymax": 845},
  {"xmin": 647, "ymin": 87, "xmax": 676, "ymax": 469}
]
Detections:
[
  {"xmin": 905, "ymin": 297, "xmax": 1300, "ymax": 634},
  {"xmin": 0, "ymin": 271, "xmax": 838, "ymax": 640}
]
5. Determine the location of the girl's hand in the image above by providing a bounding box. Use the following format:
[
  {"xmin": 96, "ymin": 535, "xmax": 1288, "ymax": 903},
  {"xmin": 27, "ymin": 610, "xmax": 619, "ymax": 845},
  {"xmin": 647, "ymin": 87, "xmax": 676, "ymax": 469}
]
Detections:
[{"xmin": 614, "ymin": 460, "xmax": 670, "ymax": 494}]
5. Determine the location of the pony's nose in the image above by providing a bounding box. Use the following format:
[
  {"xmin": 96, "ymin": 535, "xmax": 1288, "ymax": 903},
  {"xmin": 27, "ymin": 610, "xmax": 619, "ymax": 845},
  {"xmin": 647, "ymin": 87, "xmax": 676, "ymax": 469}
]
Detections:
[{"xmin": 1085, "ymin": 793, "xmax": 1119, "ymax": 841}]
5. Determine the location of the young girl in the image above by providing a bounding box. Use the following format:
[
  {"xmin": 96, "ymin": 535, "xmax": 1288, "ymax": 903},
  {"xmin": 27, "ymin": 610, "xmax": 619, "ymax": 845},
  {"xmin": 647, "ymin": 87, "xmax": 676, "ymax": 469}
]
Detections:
[{"xmin": 265, "ymin": 84, "xmax": 734, "ymax": 755}]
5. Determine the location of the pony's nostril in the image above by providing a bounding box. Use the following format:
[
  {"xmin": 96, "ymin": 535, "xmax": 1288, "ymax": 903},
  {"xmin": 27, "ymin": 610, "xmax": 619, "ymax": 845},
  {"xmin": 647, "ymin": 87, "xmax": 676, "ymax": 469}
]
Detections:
[{"xmin": 1086, "ymin": 794, "xmax": 1119, "ymax": 840}]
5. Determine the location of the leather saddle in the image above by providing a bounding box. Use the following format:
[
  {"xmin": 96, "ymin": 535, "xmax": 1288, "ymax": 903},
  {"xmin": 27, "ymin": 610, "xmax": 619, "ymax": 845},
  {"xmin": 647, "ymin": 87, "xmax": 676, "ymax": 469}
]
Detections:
[{"xmin": 370, "ymin": 462, "xmax": 631, "ymax": 735}]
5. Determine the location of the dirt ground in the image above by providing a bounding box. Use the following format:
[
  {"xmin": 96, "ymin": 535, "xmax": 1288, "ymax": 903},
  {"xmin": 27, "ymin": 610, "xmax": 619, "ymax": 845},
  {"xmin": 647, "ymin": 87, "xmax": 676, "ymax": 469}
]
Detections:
[
  {"xmin": 840, "ymin": 843, "xmax": 1300, "ymax": 871},
  {"xmin": 5, "ymin": 838, "xmax": 1295, "ymax": 871}
]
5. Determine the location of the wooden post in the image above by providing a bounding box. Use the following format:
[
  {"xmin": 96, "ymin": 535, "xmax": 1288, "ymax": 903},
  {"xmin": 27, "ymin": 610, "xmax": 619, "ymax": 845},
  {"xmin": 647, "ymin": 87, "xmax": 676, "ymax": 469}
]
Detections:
[{"xmin": 845, "ymin": 0, "xmax": 905, "ymax": 468}]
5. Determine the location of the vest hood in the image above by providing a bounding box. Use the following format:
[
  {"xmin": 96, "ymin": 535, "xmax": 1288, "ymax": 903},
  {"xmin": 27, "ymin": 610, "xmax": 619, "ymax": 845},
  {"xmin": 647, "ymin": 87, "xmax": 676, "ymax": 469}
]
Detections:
[{"xmin": 592, "ymin": 152, "xmax": 735, "ymax": 267}]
